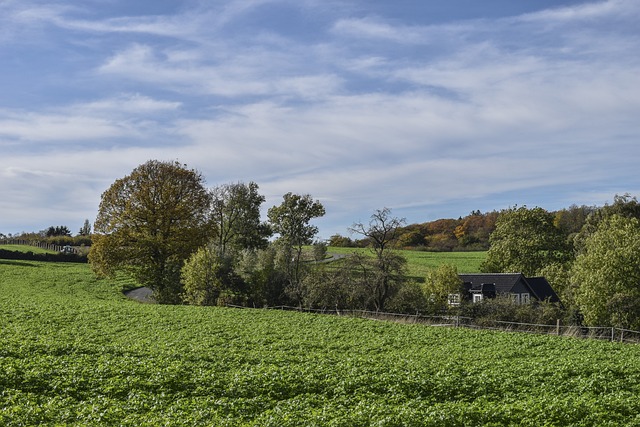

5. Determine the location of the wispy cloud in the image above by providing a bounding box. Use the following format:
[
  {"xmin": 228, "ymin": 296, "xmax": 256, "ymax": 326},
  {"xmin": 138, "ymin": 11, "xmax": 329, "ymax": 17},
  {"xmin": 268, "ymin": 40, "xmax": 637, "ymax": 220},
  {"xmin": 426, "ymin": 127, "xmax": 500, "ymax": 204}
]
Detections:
[{"xmin": 1, "ymin": 0, "xmax": 639, "ymax": 235}]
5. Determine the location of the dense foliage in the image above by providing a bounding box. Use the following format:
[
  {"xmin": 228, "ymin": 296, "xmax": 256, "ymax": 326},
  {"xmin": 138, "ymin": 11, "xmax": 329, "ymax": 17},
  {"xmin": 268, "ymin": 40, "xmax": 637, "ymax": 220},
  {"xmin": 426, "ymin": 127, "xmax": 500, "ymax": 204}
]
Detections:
[
  {"xmin": 481, "ymin": 206, "xmax": 571, "ymax": 276},
  {"xmin": 572, "ymin": 215, "xmax": 640, "ymax": 330},
  {"xmin": 1, "ymin": 260, "xmax": 640, "ymax": 426},
  {"xmin": 89, "ymin": 160, "xmax": 211, "ymax": 304}
]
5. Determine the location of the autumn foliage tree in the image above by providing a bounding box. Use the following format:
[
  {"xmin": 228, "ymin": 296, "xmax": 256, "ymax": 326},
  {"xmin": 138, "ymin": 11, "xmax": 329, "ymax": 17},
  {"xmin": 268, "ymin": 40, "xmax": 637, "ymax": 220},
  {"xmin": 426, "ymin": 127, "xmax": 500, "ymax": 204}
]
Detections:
[{"xmin": 89, "ymin": 160, "xmax": 211, "ymax": 304}]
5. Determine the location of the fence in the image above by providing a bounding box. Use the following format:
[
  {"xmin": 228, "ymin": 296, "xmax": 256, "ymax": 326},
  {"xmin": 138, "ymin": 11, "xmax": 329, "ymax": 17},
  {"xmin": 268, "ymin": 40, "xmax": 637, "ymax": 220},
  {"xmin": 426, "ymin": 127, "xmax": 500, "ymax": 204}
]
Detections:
[
  {"xmin": 0, "ymin": 239, "xmax": 78, "ymax": 254},
  {"xmin": 227, "ymin": 304, "xmax": 640, "ymax": 344}
]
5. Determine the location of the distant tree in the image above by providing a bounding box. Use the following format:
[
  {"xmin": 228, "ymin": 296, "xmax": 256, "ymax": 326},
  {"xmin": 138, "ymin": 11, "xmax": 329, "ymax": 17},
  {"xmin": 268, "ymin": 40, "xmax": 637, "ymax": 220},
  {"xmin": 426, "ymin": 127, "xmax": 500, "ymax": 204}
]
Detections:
[
  {"xmin": 572, "ymin": 214, "xmax": 640, "ymax": 329},
  {"xmin": 78, "ymin": 219, "xmax": 92, "ymax": 236},
  {"xmin": 349, "ymin": 208, "xmax": 407, "ymax": 311},
  {"xmin": 209, "ymin": 182, "xmax": 271, "ymax": 256},
  {"xmin": 553, "ymin": 204, "xmax": 595, "ymax": 238},
  {"xmin": 89, "ymin": 160, "xmax": 211, "ymax": 304},
  {"xmin": 267, "ymin": 193, "xmax": 325, "ymax": 306},
  {"xmin": 573, "ymin": 194, "xmax": 640, "ymax": 255},
  {"xmin": 46, "ymin": 225, "xmax": 72, "ymax": 237},
  {"xmin": 328, "ymin": 234, "xmax": 354, "ymax": 247},
  {"xmin": 482, "ymin": 206, "xmax": 571, "ymax": 276}
]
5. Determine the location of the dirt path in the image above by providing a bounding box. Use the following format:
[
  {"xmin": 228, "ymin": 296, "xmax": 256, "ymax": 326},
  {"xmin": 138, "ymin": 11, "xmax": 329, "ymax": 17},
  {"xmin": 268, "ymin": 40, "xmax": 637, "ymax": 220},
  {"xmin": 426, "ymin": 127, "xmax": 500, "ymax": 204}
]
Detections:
[{"xmin": 123, "ymin": 286, "xmax": 155, "ymax": 303}]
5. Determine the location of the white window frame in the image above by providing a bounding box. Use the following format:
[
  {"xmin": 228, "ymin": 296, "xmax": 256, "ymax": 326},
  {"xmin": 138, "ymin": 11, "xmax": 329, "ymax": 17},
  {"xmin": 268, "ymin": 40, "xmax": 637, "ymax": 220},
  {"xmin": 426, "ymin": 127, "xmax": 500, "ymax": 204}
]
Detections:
[
  {"xmin": 521, "ymin": 293, "xmax": 530, "ymax": 304},
  {"xmin": 510, "ymin": 293, "xmax": 520, "ymax": 304},
  {"xmin": 448, "ymin": 293, "xmax": 461, "ymax": 306},
  {"xmin": 473, "ymin": 293, "xmax": 483, "ymax": 303}
]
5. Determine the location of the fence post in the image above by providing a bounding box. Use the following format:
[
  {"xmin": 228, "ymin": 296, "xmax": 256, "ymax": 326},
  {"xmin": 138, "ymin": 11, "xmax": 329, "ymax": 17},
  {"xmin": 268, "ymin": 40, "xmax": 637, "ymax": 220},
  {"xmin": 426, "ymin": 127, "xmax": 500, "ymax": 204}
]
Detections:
[
  {"xmin": 611, "ymin": 327, "xmax": 615, "ymax": 342},
  {"xmin": 556, "ymin": 319, "xmax": 560, "ymax": 335}
]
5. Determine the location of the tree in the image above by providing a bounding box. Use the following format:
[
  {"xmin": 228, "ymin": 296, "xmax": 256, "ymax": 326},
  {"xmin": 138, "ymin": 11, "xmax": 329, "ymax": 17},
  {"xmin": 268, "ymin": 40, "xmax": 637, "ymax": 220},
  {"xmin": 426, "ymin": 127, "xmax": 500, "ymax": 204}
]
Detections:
[
  {"xmin": 573, "ymin": 194, "xmax": 640, "ymax": 255},
  {"xmin": 209, "ymin": 182, "xmax": 271, "ymax": 256},
  {"xmin": 423, "ymin": 264, "xmax": 462, "ymax": 312},
  {"xmin": 89, "ymin": 160, "xmax": 211, "ymax": 304},
  {"xmin": 46, "ymin": 225, "xmax": 72, "ymax": 237},
  {"xmin": 481, "ymin": 206, "xmax": 571, "ymax": 276},
  {"xmin": 267, "ymin": 193, "xmax": 325, "ymax": 306},
  {"xmin": 181, "ymin": 244, "xmax": 245, "ymax": 306},
  {"xmin": 571, "ymin": 214, "xmax": 640, "ymax": 329},
  {"xmin": 349, "ymin": 208, "xmax": 407, "ymax": 311},
  {"xmin": 79, "ymin": 219, "xmax": 92, "ymax": 236}
]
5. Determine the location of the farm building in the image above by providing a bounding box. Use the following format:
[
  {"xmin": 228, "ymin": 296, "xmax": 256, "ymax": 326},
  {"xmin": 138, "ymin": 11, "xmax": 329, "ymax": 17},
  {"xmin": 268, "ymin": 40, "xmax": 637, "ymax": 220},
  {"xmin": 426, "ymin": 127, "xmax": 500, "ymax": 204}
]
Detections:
[{"xmin": 451, "ymin": 273, "xmax": 560, "ymax": 305}]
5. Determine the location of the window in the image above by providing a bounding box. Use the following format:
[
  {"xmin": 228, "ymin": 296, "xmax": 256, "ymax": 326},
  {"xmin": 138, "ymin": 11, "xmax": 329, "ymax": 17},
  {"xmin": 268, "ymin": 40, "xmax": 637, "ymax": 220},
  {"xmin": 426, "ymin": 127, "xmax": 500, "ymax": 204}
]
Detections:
[
  {"xmin": 473, "ymin": 294, "xmax": 483, "ymax": 303},
  {"xmin": 510, "ymin": 293, "xmax": 520, "ymax": 304},
  {"xmin": 448, "ymin": 293, "xmax": 461, "ymax": 306},
  {"xmin": 521, "ymin": 293, "xmax": 530, "ymax": 304}
]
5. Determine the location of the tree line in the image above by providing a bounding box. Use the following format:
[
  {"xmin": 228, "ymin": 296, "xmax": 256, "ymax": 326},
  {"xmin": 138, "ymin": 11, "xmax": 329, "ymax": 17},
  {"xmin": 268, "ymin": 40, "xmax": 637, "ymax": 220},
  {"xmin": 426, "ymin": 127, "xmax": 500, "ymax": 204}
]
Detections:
[{"xmin": 86, "ymin": 160, "xmax": 640, "ymax": 330}]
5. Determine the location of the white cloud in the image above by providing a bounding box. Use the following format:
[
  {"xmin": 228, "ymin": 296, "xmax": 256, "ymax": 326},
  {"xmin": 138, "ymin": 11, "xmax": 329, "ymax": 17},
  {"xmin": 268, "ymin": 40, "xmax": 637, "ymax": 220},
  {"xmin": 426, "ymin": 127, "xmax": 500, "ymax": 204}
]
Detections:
[{"xmin": 1, "ymin": 0, "xmax": 639, "ymax": 236}]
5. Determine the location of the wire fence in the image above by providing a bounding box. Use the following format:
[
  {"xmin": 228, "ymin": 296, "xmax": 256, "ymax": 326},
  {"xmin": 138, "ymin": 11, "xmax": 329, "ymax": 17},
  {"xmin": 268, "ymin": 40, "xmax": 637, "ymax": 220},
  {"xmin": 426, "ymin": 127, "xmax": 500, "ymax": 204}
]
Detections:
[{"xmin": 227, "ymin": 304, "xmax": 640, "ymax": 344}]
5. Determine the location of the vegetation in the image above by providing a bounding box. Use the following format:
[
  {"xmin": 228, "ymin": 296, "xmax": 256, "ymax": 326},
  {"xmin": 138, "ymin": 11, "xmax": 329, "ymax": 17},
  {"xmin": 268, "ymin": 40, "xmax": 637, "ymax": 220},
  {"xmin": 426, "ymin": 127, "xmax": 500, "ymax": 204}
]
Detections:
[
  {"xmin": 331, "ymin": 209, "xmax": 499, "ymax": 251},
  {"xmin": 267, "ymin": 192, "xmax": 326, "ymax": 306},
  {"xmin": 5, "ymin": 156, "xmax": 639, "ymax": 329},
  {"xmin": 572, "ymin": 215, "xmax": 640, "ymax": 330},
  {"xmin": 89, "ymin": 160, "xmax": 211, "ymax": 304},
  {"xmin": 209, "ymin": 181, "xmax": 271, "ymax": 255},
  {"xmin": 481, "ymin": 206, "xmax": 571, "ymax": 276},
  {"xmin": 0, "ymin": 244, "xmax": 58, "ymax": 254},
  {"xmin": 2, "ymin": 259, "xmax": 640, "ymax": 426},
  {"xmin": 327, "ymin": 247, "xmax": 486, "ymax": 277},
  {"xmin": 348, "ymin": 208, "xmax": 408, "ymax": 311}
]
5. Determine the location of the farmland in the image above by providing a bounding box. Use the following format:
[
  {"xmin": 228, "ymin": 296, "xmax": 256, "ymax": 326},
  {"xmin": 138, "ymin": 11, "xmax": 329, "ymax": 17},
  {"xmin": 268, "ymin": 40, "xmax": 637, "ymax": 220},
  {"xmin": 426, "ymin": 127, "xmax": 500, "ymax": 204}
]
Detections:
[
  {"xmin": 1, "ymin": 260, "xmax": 640, "ymax": 426},
  {"xmin": 327, "ymin": 247, "xmax": 486, "ymax": 277}
]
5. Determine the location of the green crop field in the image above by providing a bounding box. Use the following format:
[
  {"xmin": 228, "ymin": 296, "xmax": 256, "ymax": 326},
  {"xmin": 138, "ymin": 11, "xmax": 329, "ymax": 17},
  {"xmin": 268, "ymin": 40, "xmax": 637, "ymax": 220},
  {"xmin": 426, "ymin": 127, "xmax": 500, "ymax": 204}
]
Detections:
[
  {"xmin": 1, "ymin": 260, "xmax": 640, "ymax": 426},
  {"xmin": 328, "ymin": 247, "xmax": 486, "ymax": 278}
]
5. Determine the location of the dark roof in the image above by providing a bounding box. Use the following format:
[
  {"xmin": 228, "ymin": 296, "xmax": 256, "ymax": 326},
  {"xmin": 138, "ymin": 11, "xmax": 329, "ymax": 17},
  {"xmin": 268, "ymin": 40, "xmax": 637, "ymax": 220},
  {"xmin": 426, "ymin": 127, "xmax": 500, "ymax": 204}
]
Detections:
[
  {"xmin": 459, "ymin": 273, "xmax": 527, "ymax": 294},
  {"xmin": 458, "ymin": 273, "xmax": 561, "ymax": 303},
  {"xmin": 525, "ymin": 277, "xmax": 560, "ymax": 303}
]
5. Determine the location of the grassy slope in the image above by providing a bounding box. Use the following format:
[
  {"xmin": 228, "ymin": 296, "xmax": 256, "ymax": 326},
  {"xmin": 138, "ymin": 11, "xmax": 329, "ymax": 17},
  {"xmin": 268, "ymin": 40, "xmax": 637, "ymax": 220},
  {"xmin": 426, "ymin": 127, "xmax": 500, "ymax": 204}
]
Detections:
[
  {"xmin": 328, "ymin": 247, "xmax": 486, "ymax": 278},
  {"xmin": 1, "ymin": 260, "xmax": 640, "ymax": 426},
  {"xmin": 0, "ymin": 244, "xmax": 58, "ymax": 254}
]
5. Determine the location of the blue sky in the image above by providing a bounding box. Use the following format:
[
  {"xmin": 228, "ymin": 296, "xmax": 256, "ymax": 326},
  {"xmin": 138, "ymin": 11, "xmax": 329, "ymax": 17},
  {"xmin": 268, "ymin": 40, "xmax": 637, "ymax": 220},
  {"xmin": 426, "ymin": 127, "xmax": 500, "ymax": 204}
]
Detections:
[{"xmin": 1, "ymin": 0, "xmax": 639, "ymax": 239}]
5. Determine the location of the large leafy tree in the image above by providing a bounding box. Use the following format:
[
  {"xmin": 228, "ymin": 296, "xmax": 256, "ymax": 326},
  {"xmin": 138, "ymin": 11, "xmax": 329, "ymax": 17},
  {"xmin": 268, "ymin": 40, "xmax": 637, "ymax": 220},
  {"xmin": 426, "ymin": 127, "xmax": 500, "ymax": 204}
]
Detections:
[
  {"xmin": 267, "ymin": 192, "xmax": 325, "ymax": 305},
  {"xmin": 481, "ymin": 206, "xmax": 570, "ymax": 276},
  {"xmin": 349, "ymin": 208, "xmax": 407, "ymax": 311},
  {"xmin": 209, "ymin": 181, "xmax": 271, "ymax": 255},
  {"xmin": 89, "ymin": 160, "xmax": 211, "ymax": 304},
  {"xmin": 572, "ymin": 215, "xmax": 640, "ymax": 329}
]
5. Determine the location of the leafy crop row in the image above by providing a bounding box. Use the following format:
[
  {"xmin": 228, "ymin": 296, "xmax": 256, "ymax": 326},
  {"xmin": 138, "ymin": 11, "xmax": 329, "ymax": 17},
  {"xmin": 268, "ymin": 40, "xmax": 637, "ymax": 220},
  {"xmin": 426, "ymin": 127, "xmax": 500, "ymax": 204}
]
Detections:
[{"xmin": 1, "ymin": 260, "xmax": 639, "ymax": 426}]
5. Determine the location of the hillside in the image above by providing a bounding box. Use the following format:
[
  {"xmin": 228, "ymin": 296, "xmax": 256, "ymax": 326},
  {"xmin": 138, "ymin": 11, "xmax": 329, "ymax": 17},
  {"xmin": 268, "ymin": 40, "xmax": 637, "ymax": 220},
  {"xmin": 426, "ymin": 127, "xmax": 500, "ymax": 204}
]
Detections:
[{"xmin": 1, "ymin": 260, "xmax": 640, "ymax": 426}]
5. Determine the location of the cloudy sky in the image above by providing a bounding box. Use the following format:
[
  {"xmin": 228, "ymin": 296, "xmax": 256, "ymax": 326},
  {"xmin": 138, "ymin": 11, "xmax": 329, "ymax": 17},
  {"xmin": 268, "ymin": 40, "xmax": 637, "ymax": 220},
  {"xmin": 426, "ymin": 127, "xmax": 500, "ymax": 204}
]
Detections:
[{"xmin": 1, "ymin": 0, "xmax": 639, "ymax": 239}]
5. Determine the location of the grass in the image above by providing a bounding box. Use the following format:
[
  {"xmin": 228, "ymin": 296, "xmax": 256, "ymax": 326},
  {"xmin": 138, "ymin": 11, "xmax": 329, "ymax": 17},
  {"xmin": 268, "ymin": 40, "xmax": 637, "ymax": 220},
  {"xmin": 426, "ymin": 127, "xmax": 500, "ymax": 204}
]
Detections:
[
  {"xmin": 2, "ymin": 259, "xmax": 640, "ymax": 425},
  {"xmin": 328, "ymin": 246, "xmax": 486, "ymax": 278},
  {"xmin": 0, "ymin": 244, "xmax": 58, "ymax": 254}
]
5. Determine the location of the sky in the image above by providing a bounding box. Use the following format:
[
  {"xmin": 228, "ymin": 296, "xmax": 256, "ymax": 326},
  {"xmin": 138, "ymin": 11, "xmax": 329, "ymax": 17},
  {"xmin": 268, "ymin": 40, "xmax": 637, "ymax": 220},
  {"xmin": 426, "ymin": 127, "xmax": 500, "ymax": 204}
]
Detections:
[{"xmin": 1, "ymin": 0, "xmax": 639, "ymax": 240}]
